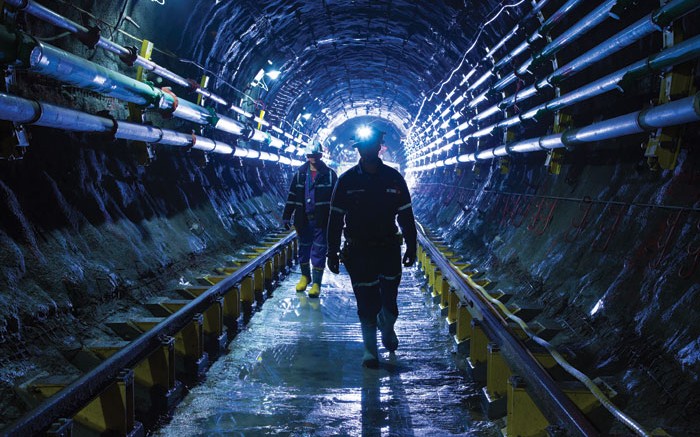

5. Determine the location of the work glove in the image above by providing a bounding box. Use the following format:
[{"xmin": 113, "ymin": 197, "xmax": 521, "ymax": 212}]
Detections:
[
  {"xmin": 402, "ymin": 250, "xmax": 416, "ymax": 267},
  {"xmin": 327, "ymin": 253, "xmax": 340, "ymax": 274}
]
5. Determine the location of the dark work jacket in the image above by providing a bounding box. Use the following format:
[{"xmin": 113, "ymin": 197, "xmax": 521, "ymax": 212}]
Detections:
[
  {"xmin": 327, "ymin": 159, "xmax": 416, "ymax": 256},
  {"xmin": 282, "ymin": 160, "xmax": 338, "ymax": 229}
]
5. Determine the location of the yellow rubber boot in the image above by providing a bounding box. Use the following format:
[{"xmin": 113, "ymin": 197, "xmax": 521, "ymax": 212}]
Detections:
[
  {"xmin": 296, "ymin": 275, "xmax": 309, "ymax": 292},
  {"xmin": 308, "ymin": 283, "xmax": 321, "ymax": 298}
]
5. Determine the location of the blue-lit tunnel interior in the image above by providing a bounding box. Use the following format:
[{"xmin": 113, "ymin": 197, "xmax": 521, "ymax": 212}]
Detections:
[{"xmin": 1, "ymin": 0, "xmax": 699, "ymax": 435}]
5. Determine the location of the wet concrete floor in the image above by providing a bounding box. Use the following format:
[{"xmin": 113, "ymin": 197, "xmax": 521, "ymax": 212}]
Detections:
[{"xmin": 156, "ymin": 263, "xmax": 499, "ymax": 436}]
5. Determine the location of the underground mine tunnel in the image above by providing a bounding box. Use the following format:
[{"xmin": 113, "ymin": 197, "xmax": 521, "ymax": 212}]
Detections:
[{"xmin": 0, "ymin": 0, "xmax": 699, "ymax": 435}]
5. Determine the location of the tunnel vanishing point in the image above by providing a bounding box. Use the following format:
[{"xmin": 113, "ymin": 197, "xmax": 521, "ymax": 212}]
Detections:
[{"xmin": 0, "ymin": 0, "xmax": 699, "ymax": 436}]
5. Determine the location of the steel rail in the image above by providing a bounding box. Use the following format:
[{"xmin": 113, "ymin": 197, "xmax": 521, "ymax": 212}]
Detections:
[
  {"xmin": 417, "ymin": 228, "xmax": 601, "ymax": 435},
  {"xmin": 3, "ymin": 232, "xmax": 296, "ymax": 437}
]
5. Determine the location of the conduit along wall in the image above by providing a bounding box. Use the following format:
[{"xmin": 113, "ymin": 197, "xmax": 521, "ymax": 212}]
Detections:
[
  {"xmin": 0, "ymin": 10, "xmax": 306, "ymax": 165},
  {"xmin": 0, "ymin": 2, "xmax": 302, "ymax": 431}
]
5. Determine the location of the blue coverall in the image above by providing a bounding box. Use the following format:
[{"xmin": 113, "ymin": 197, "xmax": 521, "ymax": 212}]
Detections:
[{"xmin": 283, "ymin": 160, "xmax": 338, "ymax": 284}]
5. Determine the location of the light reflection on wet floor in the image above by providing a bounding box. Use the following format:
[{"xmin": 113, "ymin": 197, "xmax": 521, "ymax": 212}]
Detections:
[{"xmin": 156, "ymin": 265, "xmax": 499, "ymax": 436}]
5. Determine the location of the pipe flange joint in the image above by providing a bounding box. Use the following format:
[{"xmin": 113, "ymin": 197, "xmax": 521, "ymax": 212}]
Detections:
[
  {"xmin": 76, "ymin": 26, "xmax": 101, "ymax": 50},
  {"xmin": 240, "ymin": 122, "xmax": 255, "ymax": 141},
  {"xmin": 120, "ymin": 46, "xmax": 139, "ymax": 67},
  {"xmin": 95, "ymin": 110, "xmax": 118, "ymax": 142},
  {"xmin": 504, "ymin": 142, "xmax": 515, "ymax": 156},
  {"xmin": 636, "ymin": 108, "xmax": 653, "ymax": 132},
  {"xmin": 560, "ymin": 131, "xmax": 577, "ymax": 151},
  {"xmin": 27, "ymin": 99, "xmax": 43, "ymax": 125},
  {"xmin": 150, "ymin": 128, "xmax": 164, "ymax": 145}
]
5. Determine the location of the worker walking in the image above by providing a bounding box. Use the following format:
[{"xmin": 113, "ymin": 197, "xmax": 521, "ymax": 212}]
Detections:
[
  {"xmin": 282, "ymin": 141, "xmax": 338, "ymax": 298},
  {"xmin": 327, "ymin": 127, "xmax": 416, "ymax": 368}
]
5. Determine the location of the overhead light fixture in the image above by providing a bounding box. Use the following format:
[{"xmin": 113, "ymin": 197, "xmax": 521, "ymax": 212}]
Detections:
[
  {"xmin": 356, "ymin": 125, "xmax": 372, "ymax": 139},
  {"xmin": 265, "ymin": 70, "xmax": 281, "ymax": 80},
  {"xmin": 302, "ymin": 113, "xmax": 311, "ymax": 120}
]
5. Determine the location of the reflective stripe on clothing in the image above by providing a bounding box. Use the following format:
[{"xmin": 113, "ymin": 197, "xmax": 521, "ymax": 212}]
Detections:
[
  {"xmin": 331, "ymin": 206, "xmax": 346, "ymax": 213},
  {"xmin": 397, "ymin": 202, "xmax": 412, "ymax": 211},
  {"xmin": 378, "ymin": 273, "xmax": 401, "ymax": 281},
  {"xmin": 353, "ymin": 280, "xmax": 380, "ymax": 288}
]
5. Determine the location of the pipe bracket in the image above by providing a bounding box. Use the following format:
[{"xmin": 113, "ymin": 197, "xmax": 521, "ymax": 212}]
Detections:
[
  {"xmin": 119, "ymin": 46, "xmax": 139, "ymax": 67},
  {"xmin": 95, "ymin": 110, "xmax": 118, "ymax": 141},
  {"xmin": 160, "ymin": 87, "xmax": 179, "ymax": 119},
  {"xmin": 76, "ymin": 26, "xmax": 101, "ymax": 50}
]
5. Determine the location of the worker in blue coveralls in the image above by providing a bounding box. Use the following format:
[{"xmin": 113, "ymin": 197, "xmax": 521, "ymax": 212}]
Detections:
[
  {"xmin": 326, "ymin": 127, "xmax": 417, "ymax": 369},
  {"xmin": 282, "ymin": 140, "xmax": 338, "ymax": 298}
]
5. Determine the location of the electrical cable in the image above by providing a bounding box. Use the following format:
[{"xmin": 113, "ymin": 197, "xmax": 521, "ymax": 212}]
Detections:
[
  {"xmin": 416, "ymin": 221, "xmax": 653, "ymax": 436},
  {"xmin": 407, "ymin": 0, "xmax": 527, "ymax": 148}
]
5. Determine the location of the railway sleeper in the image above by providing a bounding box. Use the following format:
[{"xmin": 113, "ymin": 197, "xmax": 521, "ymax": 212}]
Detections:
[
  {"xmin": 178, "ymin": 284, "xmax": 241, "ymax": 339},
  {"xmin": 106, "ymin": 315, "xmax": 209, "ymax": 386},
  {"xmin": 505, "ymin": 375, "xmax": 618, "ymax": 436},
  {"xmin": 146, "ymin": 298, "xmax": 228, "ymax": 360},
  {"xmin": 64, "ymin": 338, "xmax": 184, "ymax": 425},
  {"xmin": 16, "ymin": 370, "xmax": 144, "ymax": 437},
  {"xmin": 418, "ymin": 237, "xmax": 626, "ymax": 435}
]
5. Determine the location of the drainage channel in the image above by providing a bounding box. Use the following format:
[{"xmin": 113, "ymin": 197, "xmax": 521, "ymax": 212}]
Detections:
[
  {"xmin": 416, "ymin": 224, "xmax": 658, "ymax": 436},
  {"xmin": 3, "ymin": 231, "xmax": 298, "ymax": 437}
]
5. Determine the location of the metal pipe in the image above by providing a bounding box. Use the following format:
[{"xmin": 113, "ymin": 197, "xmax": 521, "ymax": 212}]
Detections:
[
  {"xmin": 0, "ymin": 92, "xmax": 244, "ymax": 155},
  {"xmin": 2, "ymin": 0, "xmax": 229, "ymax": 105},
  {"xmin": 410, "ymin": 0, "xmax": 635, "ymax": 160},
  {"xmin": 417, "ymin": 230, "xmax": 601, "ymax": 436},
  {"xmin": 3, "ymin": 232, "xmax": 296, "ymax": 436},
  {"xmin": 563, "ymin": 94, "xmax": 700, "ymax": 145},
  {"xmin": 493, "ymin": 0, "xmax": 624, "ymax": 93},
  {"xmin": 2, "ymin": 0, "xmax": 306, "ymax": 149},
  {"xmin": 411, "ymin": 31, "xmax": 700, "ymax": 165},
  {"xmin": 0, "ymin": 25, "xmax": 287, "ymax": 150},
  {"xmin": 493, "ymin": 0, "xmax": 585, "ymax": 71},
  {"xmin": 477, "ymin": 0, "xmax": 700, "ymax": 121},
  {"xmin": 482, "ymin": 35, "xmax": 700, "ymax": 137},
  {"xmin": 409, "ymin": 93, "xmax": 700, "ymax": 170}
]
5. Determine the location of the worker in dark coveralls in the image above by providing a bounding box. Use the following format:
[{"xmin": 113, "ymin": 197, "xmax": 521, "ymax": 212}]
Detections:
[
  {"xmin": 326, "ymin": 127, "xmax": 417, "ymax": 368},
  {"xmin": 282, "ymin": 141, "xmax": 338, "ymax": 298}
]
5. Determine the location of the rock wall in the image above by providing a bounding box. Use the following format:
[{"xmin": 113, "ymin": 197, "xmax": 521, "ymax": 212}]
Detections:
[
  {"xmin": 0, "ymin": 127, "xmax": 290, "ymax": 426},
  {"xmin": 413, "ymin": 138, "xmax": 700, "ymax": 432}
]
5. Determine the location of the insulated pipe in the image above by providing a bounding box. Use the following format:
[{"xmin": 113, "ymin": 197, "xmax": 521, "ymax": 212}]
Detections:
[
  {"xmin": 2, "ymin": 0, "xmax": 310, "ymax": 147},
  {"xmin": 2, "ymin": 0, "xmax": 229, "ymax": 106},
  {"xmin": 409, "ymin": 0, "xmax": 629, "ymax": 160},
  {"xmin": 465, "ymin": 35, "xmax": 700, "ymax": 141},
  {"xmin": 410, "ymin": 0, "xmax": 700, "ymax": 163},
  {"xmin": 493, "ymin": 0, "xmax": 584, "ymax": 71},
  {"xmin": 409, "ymin": 93, "xmax": 700, "ymax": 171},
  {"xmin": 489, "ymin": 0, "xmax": 626, "ymax": 100},
  {"xmin": 0, "ymin": 92, "xmax": 252, "ymax": 156},
  {"xmin": 489, "ymin": 0, "xmax": 700, "ymax": 116},
  {"xmin": 0, "ymin": 26, "xmax": 279, "ymax": 145}
]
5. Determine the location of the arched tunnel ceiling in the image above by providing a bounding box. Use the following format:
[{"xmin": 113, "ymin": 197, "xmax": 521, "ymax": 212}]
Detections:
[{"xmin": 179, "ymin": 0, "xmax": 526, "ymax": 156}]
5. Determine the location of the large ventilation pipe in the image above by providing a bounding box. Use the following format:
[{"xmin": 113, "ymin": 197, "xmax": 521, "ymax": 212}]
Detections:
[
  {"xmin": 0, "ymin": 92, "xmax": 301, "ymax": 165},
  {"xmin": 1, "ymin": 0, "xmax": 311, "ymax": 148},
  {"xmin": 409, "ymin": 93, "xmax": 700, "ymax": 171},
  {"xmin": 2, "ymin": 0, "xmax": 229, "ymax": 106}
]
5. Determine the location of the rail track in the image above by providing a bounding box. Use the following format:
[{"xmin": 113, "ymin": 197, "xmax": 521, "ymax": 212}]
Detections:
[{"xmin": 3, "ymin": 231, "xmax": 297, "ymax": 437}]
